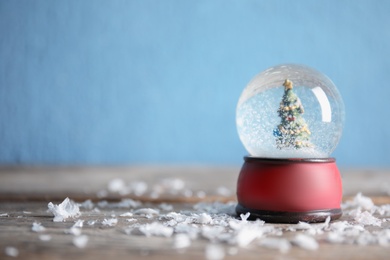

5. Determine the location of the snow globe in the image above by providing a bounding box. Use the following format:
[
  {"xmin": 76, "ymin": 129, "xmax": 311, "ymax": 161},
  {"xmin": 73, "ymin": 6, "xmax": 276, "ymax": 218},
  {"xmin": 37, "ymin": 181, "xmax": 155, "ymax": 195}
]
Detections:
[{"xmin": 235, "ymin": 64, "xmax": 345, "ymax": 223}]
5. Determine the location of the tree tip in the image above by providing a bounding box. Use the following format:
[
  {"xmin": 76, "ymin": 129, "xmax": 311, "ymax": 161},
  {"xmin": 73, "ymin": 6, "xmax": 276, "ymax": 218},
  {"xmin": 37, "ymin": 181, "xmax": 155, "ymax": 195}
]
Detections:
[{"xmin": 283, "ymin": 79, "xmax": 293, "ymax": 89}]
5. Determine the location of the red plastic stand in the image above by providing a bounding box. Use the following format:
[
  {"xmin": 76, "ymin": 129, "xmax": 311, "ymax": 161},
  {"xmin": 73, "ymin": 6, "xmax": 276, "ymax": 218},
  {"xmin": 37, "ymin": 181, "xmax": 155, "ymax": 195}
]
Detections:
[{"xmin": 236, "ymin": 157, "xmax": 342, "ymax": 223}]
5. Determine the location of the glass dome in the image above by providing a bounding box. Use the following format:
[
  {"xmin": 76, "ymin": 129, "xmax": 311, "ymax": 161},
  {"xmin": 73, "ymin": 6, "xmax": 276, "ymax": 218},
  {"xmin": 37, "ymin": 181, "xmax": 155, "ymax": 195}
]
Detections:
[{"xmin": 236, "ymin": 64, "xmax": 345, "ymax": 158}]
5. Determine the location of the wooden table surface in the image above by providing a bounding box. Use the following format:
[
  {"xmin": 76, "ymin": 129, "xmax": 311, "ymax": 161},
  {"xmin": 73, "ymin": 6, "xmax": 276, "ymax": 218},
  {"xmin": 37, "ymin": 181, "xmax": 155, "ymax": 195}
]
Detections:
[{"xmin": 1, "ymin": 166, "xmax": 390, "ymax": 259}]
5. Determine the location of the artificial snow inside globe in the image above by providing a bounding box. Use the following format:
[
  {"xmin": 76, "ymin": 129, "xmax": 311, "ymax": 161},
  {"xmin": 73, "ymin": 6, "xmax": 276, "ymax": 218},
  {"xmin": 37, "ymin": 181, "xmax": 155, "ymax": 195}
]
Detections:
[
  {"xmin": 236, "ymin": 64, "xmax": 345, "ymax": 158},
  {"xmin": 235, "ymin": 64, "xmax": 345, "ymax": 223}
]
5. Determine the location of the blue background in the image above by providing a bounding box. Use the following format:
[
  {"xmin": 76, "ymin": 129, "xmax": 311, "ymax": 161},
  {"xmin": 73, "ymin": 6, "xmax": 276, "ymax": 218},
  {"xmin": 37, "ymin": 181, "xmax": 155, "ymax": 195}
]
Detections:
[{"xmin": 0, "ymin": 0, "xmax": 389, "ymax": 167}]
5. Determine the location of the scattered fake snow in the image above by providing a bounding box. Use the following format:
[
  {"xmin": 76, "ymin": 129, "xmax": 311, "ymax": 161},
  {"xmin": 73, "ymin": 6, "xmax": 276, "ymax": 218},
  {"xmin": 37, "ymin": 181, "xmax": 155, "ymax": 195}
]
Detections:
[
  {"xmin": 159, "ymin": 203, "xmax": 173, "ymax": 211},
  {"xmin": 342, "ymin": 192, "xmax": 374, "ymax": 210},
  {"xmin": 233, "ymin": 226, "xmax": 263, "ymax": 247},
  {"xmin": 352, "ymin": 209, "xmax": 382, "ymax": 227},
  {"xmin": 48, "ymin": 198, "xmax": 80, "ymax": 222},
  {"xmin": 292, "ymin": 234, "xmax": 319, "ymax": 251},
  {"xmin": 194, "ymin": 213, "xmax": 213, "ymax": 224},
  {"xmin": 173, "ymin": 233, "xmax": 191, "ymax": 249},
  {"xmin": 73, "ymin": 235, "xmax": 89, "ymax": 248},
  {"xmin": 4, "ymin": 247, "xmax": 19, "ymax": 257},
  {"xmin": 73, "ymin": 219, "xmax": 84, "ymax": 228},
  {"xmin": 120, "ymin": 212, "xmax": 133, "ymax": 217},
  {"xmin": 98, "ymin": 199, "xmax": 141, "ymax": 209},
  {"xmin": 134, "ymin": 208, "xmax": 160, "ymax": 217},
  {"xmin": 87, "ymin": 220, "xmax": 96, "ymax": 226},
  {"xmin": 32, "ymin": 222, "xmax": 46, "ymax": 232},
  {"xmin": 240, "ymin": 212, "xmax": 250, "ymax": 222},
  {"xmin": 67, "ymin": 226, "xmax": 82, "ymax": 236},
  {"xmin": 130, "ymin": 181, "xmax": 148, "ymax": 196},
  {"xmin": 39, "ymin": 234, "xmax": 52, "ymax": 241},
  {"xmin": 32, "ymin": 190, "xmax": 390, "ymax": 258},
  {"xmin": 108, "ymin": 178, "xmax": 127, "ymax": 193},
  {"xmin": 107, "ymin": 179, "xmax": 149, "ymax": 196},
  {"xmin": 79, "ymin": 200, "xmax": 94, "ymax": 210},
  {"xmin": 161, "ymin": 178, "xmax": 186, "ymax": 192},
  {"xmin": 138, "ymin": 222, "xmax": 174, "ymax": 237},
  {"xmin": 102, "ymin": 218, "xmax": 118, "ymax": 226},
  {"xmin": 216, "ymin": 186, "xmax": 232, "ymax": 197}
]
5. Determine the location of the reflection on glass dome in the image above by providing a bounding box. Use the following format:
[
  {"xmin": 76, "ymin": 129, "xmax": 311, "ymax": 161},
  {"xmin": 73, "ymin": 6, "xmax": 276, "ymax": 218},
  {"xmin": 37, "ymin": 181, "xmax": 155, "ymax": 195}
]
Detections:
[{"xmin": 236, "ymin": 64, "xmax": 345, "ymax": 158}]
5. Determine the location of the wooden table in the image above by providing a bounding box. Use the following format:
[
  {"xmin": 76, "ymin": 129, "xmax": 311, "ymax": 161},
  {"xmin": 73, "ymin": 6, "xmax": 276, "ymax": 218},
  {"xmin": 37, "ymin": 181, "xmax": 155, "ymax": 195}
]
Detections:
[{"xmin": 1, "ymin": 166, "xmax": 390, "ymax": 259}]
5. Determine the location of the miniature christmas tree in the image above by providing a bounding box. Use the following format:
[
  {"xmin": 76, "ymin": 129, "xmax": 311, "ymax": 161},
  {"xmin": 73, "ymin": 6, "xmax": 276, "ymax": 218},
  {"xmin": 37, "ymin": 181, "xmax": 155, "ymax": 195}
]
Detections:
[{"xmin": 274, "ymin": 79, "xmax": 312, "ymax": 149}]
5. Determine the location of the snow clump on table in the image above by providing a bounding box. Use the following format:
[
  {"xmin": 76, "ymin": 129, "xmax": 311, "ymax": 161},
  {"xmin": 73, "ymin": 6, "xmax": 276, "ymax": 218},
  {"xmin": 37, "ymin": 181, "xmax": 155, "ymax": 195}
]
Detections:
[{"xmin": 47, "ymin": 197, "xmax": 81, "ymax": 222}]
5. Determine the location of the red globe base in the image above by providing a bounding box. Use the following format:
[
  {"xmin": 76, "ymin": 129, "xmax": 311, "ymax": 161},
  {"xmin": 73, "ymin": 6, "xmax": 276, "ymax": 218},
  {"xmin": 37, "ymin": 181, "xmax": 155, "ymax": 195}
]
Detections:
[{"xmin": 236, "ymin": 157, "xmax": 343, "ymax": 223}]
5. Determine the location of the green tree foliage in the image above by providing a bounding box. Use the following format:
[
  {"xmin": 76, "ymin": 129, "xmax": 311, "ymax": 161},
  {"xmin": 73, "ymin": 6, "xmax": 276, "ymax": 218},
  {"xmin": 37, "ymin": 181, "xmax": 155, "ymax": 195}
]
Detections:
[{"xmin": 274, "ymin": 79, "xmax": 312, "ymax": 149}]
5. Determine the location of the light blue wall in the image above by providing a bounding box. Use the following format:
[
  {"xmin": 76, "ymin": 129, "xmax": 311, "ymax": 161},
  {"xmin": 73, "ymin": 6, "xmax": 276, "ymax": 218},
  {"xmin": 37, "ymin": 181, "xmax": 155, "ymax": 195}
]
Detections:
[{"xmin": 0, "ymin": 0, "xmax": 389, "ymax": 166}]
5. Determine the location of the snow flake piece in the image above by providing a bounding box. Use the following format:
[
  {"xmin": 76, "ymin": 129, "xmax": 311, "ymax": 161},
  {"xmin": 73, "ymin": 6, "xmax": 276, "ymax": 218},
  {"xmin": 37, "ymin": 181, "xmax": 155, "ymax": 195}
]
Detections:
[
  {"xmin": 260, "ymin": 238, "xmax": 291, "ymax": 253},
  {"xmin": 87, "ymin": 220, "xmax": 96, "ymax": 226},
  {"xmin": 295, "ymin": 221, "xmax": 312, "ymax": 230},
  {"xmin": 163, "ymin": 212, "xmax": 188, "ymax": 223},
  {"xmin": 48, "ymin": 197, "xmax": 81, "ymax": 222},
  {"xmin": 73, "ymin": 235, "xmax": 89, "ymax": 248},
  {"xmin": 134, "ymin": 208, "xmax": 160, "ymax": 217},
  {"xmin": 354, "ymin": 210, "xmax": 382, "ymax": 227},
  {"xmin": 139, "ymin": 222, "xmax": 174, "ymax": 237},
  {"xmin": 162, "ymin": 178, "xmax": 186, "ymax": 191},
  {"xmin": 292, "ymin": 234, "xmax": 319, "ymax": 250},
  {"xmin": 288, "ymin": 219, "xmax": 329, "ymax": 235},
  {"xmin": 73, "ymin": 219, "xmax": 84, "ymax": 228},
  {"xmin": 39, "ymin": 234, "xmax": 52, "ymax": 241},
  {"xmin": 233, "ymin": 226, "xmax": 262, "ymax": 247},
  {"xmin": 377, "ymin": 229, "xmax": 390, "ymax": 246},
  {"xmin": 356, "ymin": 232, "xmax": 377, "ymax": 245},
  {"xmin": 202, "ymin": 226, "xmax": 225, "ymax": 242},
  {"xmin": 120, "ymin": 212, "xmax": 133, "ymax": 217},
  {"xmin": 96, "ymin": 190, "xmax": 108, "ymax": 198},
  {"xmin": 216, "ymin": 186, "xmax": 232, "ymax": 197},
  {"xmin": 173, "ymin": 233, "xmax": 191, "ymax": 249},
  {"xmin": 205, "ymin": 244, "xmax": 225, "ymax": 260},
  {"xmin": 376, "ymin": 204, "xmax": 390, "ymax": 216},
  {"xmin": 327, "ymin": 232, "xmax": 345, "ymax": 243},
  {"xmin": 4, "ymin": 246, "xmax": 19, "ymax": 257},
  {"xmin": 79, "ymin": 200, "xmax": 94, "ymax": 210},
  {"xmin": 182, "ymin": 189, "xmax": 193, "ymax": 197},
  {"xmin": 196, "ymin": 191, "xmax": 206, "ymax": 198},
  {"xmin": 329, "ymin": 221, "xmax": 351, "ymax": 232},
  {"xmin": 32, "ymin": 222, "xmax": 46, "ymax": 232},
  {"xmin": 175, "ymin": 223, "xmax": 199, "ymax": 239},
  {"xmin": 240, "ymin": 212, "xmax": 250, "ymax": 222},
  {"xmin": 194, "ymin": 213, "xmax": 213, "ymax": 224},
  {"xmin": 114, "ymin": 199, "xmax": 142, "ymax": 208},
  {"xmin": 108, "ymin": 178, "xmax": 127, "ymax": 193},
  {"xmin": 65, "ymin": 220, "xmax": 84, "ymax": 236},
  {"xmin": 159, "ymin": 203, "xmax": 173, "ymax": 211},
  {"xmin": 67, "ymin": 227, "xmax": 82, "ymax": 236},
  {"xmin": 342, "ymin": 192, "xmax": 374, "ymax": 210},
  {"xmin": 102, "ymin": 218, "xmax": 118, "ymax": 226},
  {"xmin": 97, "ymin": 200, "xmax": 109, "ymax": 208},
  {"xmin": 130, "ymin": 181, "xmax": 148, "ymax": 196},
  {"xmin": 323, "ymin": 216, "xmax": 331, "ymax": 228}
]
